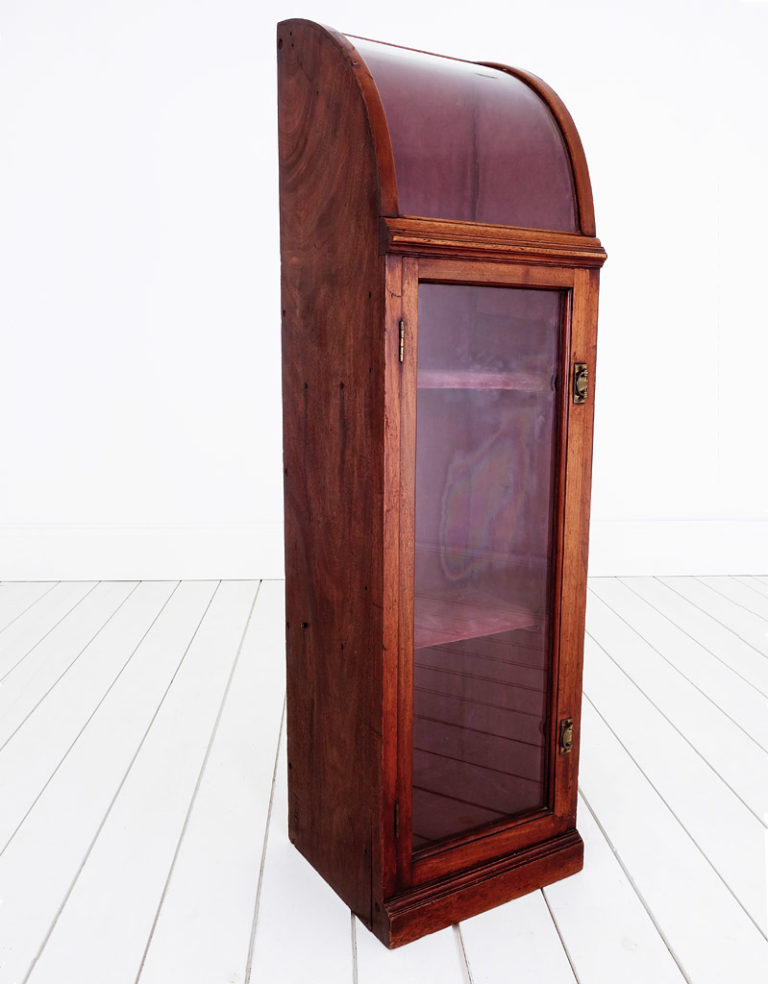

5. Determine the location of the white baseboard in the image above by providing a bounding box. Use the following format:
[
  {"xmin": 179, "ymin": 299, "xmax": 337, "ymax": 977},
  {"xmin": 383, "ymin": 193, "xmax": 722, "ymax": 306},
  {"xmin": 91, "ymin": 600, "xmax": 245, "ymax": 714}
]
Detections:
[
  {"xmin": 0, "ymin": 523, "xmax": 285, "ymax": 581},
  {"xmin": 2, "ymin": 520, "xmax": 766, "ymax": 581},
  {"xmin": 589, "ymin": 520, "xmax": 768, "ymax": 576}
]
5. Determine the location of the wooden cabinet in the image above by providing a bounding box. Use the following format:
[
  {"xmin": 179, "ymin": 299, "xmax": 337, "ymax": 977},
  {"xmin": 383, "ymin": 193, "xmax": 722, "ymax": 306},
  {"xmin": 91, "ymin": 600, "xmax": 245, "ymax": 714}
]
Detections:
[{"xmin": 277, "ymin": 19, "xmax": 606, "ymax": 947}]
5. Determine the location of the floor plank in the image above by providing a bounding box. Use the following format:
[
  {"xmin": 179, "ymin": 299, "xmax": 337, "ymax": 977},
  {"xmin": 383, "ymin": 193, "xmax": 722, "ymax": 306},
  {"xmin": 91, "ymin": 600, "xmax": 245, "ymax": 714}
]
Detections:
[
  {"xmin": 0, "ymin": 582, "xmax": 57, "ymax": 632},
  {"xmin": 584, "ymin": 635, "xmax": 767, "ymax": 934},
  {"xmin": 25, "ymin": 581, "xmax": 258, "ymax": 984},
  {"xmin": 592, "ymin": 578, "xmax": 768, "ymax": 753},
  {"xmin": 543, "ymin": 795, "xmax": 687, "ymax": 984},
  {"xmin": 137, "ymin": 580, "xmax": 285, "ymax": 984},
  {"xmin": 578, "ymin": 697, "xmax": 768, "ymax": 983},
  {"xmin": 0, "ymin": 580, "xmax": 218, "ymax": 984},
  {"xmin": 460, "ymin": 890, "xmax": 576, "ymax": 984},
  {"xmin": 733, "ymin": 575, "xmax": 768, "ymax": 600},
  {"xmin": 356, "ymin": 919, "xmax": 464, "ymax": 984},
  {"xmin": 620, "ymin": 577, "xmax": 768, "ymax": 698},
  {"xmin": 586, "ymin": 587, "xmax": 768, "ymax": 821},
  {"xmin": 0, "ymin": 581, "xmax": 97, "ymax": 678},
  {"xmin": 0, "ymin": 581, "xmax": 178, "ymax": 850},
  {"xmin": 658, "ymin": 576, "xmax": 768, "ymax": 658},
  {"xmin": 0, "ymin": 576, "xmax": 765, "ymax": 984},
  {"xmin": 247, "ymin": 723, "xmax": 353, "ymax": 984},
  {"xmin": 697, "ymin": 576, "xmax": 768, "ymax": 620},
  {"xmin": 0, "ymin": 581, "xmax": 137, "ymax": 747}
]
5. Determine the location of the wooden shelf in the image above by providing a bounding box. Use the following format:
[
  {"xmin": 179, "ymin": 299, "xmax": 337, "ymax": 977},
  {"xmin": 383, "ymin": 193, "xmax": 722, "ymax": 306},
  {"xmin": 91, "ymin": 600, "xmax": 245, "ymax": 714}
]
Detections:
[
  {"xmin": 418, "ymin": 369, "xmax": 552, "ymax": 392},
  {"xmin": 414, "ymin": 589, "xmax": 538, "ymax": 650}
]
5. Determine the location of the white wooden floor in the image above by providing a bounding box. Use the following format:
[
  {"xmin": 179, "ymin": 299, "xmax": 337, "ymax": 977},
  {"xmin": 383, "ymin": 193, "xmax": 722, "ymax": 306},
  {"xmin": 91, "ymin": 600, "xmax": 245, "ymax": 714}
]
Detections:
[{"xmin": 0, "ymin": 577, "xmax": 767, "ymax": 984}]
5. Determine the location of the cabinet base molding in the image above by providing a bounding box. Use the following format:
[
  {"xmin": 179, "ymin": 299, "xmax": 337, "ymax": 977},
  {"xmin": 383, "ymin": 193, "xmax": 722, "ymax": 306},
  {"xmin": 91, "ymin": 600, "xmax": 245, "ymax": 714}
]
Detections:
[{"xmin": 376, "ymin": 829, "xmax": 584, "ymax": 948}]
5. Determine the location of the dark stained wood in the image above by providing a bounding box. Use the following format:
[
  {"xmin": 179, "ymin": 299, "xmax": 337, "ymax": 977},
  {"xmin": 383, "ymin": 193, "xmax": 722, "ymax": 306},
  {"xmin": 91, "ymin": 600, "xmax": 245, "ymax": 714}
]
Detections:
[
  {"xmin": 382, "ymin": 217, "xmax": 606, "ymax": 267},
  {"xmin": 417, "ymin": 257, "xmax": 577, "ymax": 289},
  {"xmin": 380, "ymin": 254, "xmax": 404, "ymax": 901},
  {"xmin": 395, "ymin": 256, "xmax": 568, "ymax": 891},
  {"xmin": 551, "ymin": 266, "xmax": 602, "ymax": 822},
  {"xmin": 318, "ymin": 24, "xmax": 399, "ymax": 217},
  {"xmin": 278, "ymin": 18, "xmax": 387, "ymax": 927},
  {"xmin": 279, "ymin": 19, "xmax": 605, "ymax": 948},
  {"xmin": 393, "ymin": 256, "xmax": 419, "ymax": 893},
  {"xmin": 385, "ymin": 829, "xmax": 583, "ymax": 947}
]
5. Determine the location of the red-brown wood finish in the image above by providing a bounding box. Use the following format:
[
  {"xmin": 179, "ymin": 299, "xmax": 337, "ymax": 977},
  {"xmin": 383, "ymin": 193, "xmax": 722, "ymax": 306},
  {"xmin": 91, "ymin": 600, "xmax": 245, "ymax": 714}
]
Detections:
[
  {"xmin": 278, "ymin": 18, "xmax": 606, "ymax": 948},
  {"xmin": 278, "ymin": 18, "xmax": 387, "ymax": 926},
  {"xmin": 385, "ymin": 830, "xmax": 583, "ymax": 947},
  {"xmin": 350, "ymin": 36, "xmax": 578, "ymax": 232}
]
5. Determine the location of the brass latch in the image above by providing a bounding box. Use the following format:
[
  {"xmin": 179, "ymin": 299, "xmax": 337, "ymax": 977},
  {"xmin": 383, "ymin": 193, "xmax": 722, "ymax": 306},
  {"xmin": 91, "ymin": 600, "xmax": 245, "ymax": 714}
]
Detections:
[
  {"xmin": 398, "ymin": 320, "xmax": 405, "ymax": 363},
  {"xmin": 559, "ymin": 717, "xmax": 574, "ymax": 754},
  {"xmin": 573, "ymin": 363, "xmax": 588, "ymax": 404}
]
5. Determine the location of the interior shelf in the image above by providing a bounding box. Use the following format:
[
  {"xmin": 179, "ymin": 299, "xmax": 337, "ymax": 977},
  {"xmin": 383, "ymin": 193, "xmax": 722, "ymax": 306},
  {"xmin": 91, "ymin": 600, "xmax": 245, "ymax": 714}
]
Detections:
[
  {"xmin": 414, "ymin": 588, "xmax": 538, "ymax": 649},
  {"xmin": 417, "ymin": 369, "xmax": 552, "ymax": 392}
]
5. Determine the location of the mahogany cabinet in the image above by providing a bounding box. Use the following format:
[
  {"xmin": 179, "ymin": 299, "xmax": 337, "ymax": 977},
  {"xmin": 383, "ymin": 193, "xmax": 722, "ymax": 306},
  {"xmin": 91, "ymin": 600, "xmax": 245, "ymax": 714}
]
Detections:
[{"xmin": 277, "ymin": 18, "xmax": 606, "ymax": 947}]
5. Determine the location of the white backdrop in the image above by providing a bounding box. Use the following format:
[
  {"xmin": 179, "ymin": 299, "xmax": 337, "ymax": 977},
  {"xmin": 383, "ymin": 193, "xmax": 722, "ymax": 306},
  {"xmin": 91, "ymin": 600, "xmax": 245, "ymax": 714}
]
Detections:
[{"xmin": 1, "ymin": 0, "xmax": 766, "ymax": 578}]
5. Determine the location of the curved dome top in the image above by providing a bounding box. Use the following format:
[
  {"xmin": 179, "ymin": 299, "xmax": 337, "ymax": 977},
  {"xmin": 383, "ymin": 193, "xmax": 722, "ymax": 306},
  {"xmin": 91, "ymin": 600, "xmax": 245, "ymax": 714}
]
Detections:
[{"xmin": 349, "ymin": 37, "xmax": 580, "ymax": 233}]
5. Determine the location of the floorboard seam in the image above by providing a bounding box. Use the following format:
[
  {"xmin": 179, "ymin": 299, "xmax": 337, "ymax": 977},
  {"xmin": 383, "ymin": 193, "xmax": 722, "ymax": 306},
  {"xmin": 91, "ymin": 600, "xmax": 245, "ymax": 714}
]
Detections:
[
  {"xmin": 692, "ymin": 575, "xmax": 768, "ymax": 621},
  {"xmin": 617, "ymin": 578, "xmax": 768, "ymax": 699},
  {"xmin": 577, "ymin": 789, "xmax": 692, "ymax": 984},
  {"xmin": 590, "ymin": 586, "xmax": 768, "ymax": 754},
  {"xmin": 582, "ymin": 691, "xmax": 768, "ymax": 944},
  {"xmin": 19, "ymin": 581, "xmax": 222, "ymax": 984},
  {"xmin": 0, "ymin": 582, "xmax": 143, "ymax": 756},
  {"xmin": 732, "ymin": 576, "xmax": 768, "ymax": 601},
  {"xmin": 134, "ymin": 581, "xmax": 262, "ymax": 983},
  {"xmin": 0, "ymin": 581, "xmax": 101, "ymax": 683},
  {"xmin": 244, "ymin": 693, "xmax": 286, "ymax": 984},
  {"xmin": 453, "ymin": 923, "xmax": 475, "ymax": 984},
  {"xmin": 655, "ymin": 577, "xmax": 768, "ymax": 664},
  {"xmin": 0, "ymin": 581, "xmax": 183, "ymax": 858},
  {"xmin": 351, "ymin": 912, "xmax": 359, "ymax": 984},
  {"xmin": 585, "ymin": 628, "xmax": 768, "ymax": 825},
  {"xmin": 0, "ymin": 582, "xmax": 59, "ymax": 635},
  {"xmin": 540, "ymin": 887, "xmax": 581, "ymax": 984}
]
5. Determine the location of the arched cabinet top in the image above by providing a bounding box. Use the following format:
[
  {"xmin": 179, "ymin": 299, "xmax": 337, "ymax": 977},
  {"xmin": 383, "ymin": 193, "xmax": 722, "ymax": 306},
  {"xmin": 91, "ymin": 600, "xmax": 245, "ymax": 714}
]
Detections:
[{"xmin": 277, "ymin": 19, "xmax": 597, "ymax": 238}]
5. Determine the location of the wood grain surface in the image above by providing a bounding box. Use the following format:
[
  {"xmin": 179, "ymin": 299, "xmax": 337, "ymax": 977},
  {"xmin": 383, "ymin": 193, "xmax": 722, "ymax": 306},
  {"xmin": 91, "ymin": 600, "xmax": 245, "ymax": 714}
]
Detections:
[{"xmin": 278, "ymin": 18, "xmax": 606, "ymax": 948}]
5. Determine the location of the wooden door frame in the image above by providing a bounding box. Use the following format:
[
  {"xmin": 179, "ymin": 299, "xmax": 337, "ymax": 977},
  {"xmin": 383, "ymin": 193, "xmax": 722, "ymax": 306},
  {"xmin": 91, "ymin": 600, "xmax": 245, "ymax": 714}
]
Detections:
[{"xmin": 385, "ymin": 255, "xmax": 599, "ymax": 891}]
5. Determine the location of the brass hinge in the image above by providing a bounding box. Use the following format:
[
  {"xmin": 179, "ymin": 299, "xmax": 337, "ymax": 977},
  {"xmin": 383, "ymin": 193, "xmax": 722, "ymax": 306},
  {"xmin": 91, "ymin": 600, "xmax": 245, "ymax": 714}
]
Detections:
[
  {"xmin": 394, "ymin": 800, "xmax": 400, "ymax": 839},
  {"xmin": 559, "ymin": 717, "xmax": 574, "ymax": 754},
  {"xmin": 573, "ymin": 362, "xmax": 588, "ymax": 403},
  {"xmin": 398, "ymin": 320, "xmax": 405, "ymax": 363}
]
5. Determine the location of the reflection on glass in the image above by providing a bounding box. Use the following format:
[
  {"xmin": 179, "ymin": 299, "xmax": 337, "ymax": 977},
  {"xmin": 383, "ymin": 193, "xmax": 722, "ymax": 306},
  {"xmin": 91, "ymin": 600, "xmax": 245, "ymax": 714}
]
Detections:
[
  {"xmin": 351, "ymin": 37, "xmax": 577, "ymax": 231},
  {"xmin": 412, "ymin": 283, "xmax": 563, "ymax": 851}
]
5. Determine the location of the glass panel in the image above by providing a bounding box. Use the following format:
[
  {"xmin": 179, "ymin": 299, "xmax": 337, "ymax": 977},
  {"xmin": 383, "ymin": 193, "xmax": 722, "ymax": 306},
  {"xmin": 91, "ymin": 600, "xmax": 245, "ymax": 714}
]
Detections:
[
  {"xmin": 412, "ymin": 283, "xmax": 563, "ymax": 851},
  {"xmin": 351, "ymin": 37, "xmax": 577, "ymax": 231}
]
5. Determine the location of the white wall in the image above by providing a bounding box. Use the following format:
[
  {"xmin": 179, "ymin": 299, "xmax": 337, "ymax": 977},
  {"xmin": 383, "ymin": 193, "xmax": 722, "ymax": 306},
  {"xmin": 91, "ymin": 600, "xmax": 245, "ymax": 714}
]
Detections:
[{"xmin": 1, "ymin": 0, "xmax": 766, "ymax": 578}]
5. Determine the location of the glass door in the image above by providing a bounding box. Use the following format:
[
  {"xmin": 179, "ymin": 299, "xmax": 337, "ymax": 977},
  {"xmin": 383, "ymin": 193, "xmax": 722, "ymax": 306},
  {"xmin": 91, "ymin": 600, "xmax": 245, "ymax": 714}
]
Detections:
[{"xmin": 411, "ymin": 281, "xmax": 565, "ymax": 853}]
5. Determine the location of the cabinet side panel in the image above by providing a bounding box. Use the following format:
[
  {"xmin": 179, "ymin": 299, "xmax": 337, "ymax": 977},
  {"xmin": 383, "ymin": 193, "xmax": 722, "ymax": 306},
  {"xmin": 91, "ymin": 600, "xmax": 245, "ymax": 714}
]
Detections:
[{"xmin": 277, "ymin": 19, "xmax": 385, "ymax": 922}]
